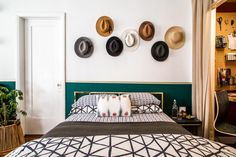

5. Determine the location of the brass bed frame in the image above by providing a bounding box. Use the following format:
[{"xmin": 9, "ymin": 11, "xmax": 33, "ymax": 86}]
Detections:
[{"xmin": 74, "ymin": 91, "xmax": 164, "ymax": 110}]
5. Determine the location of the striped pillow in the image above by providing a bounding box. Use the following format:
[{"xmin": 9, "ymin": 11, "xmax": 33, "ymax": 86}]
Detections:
[
  {"xmin": 70, "ymin": 94, "xmax": 111, "ymax": 115},
  {"xmin": 128, "ymin": 93, "xmax": 162, "ymax": 113},
  {"xmin": 70, "ymin": 95, "xmax": 97, "ymax": 114}
]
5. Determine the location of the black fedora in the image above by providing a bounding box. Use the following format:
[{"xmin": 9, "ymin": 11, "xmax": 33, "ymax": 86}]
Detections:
[
  {"xmin": 74, "ymin": 37, "xmax": 94, "ymax": 58},
  {"xmin": 106, "ymin": 36, "xmax": 123, "ymax": 57},
  {"xmin": 151, "ymin": 41, "xmax": 169, "ymax": 61}
]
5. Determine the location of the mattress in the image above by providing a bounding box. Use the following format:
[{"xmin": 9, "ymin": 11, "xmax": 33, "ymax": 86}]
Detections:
[{"xmin": 66, "ymin": 112, "xmax": 174, "ymax": 123}]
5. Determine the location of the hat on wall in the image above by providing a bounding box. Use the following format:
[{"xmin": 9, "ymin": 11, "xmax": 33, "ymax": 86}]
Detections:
[
  {"xmin": 74, "ymin": 37, "xmax": 94, "ymax": 58},
  {"xmin": 151, "ymin": 41, "xmax": 169, "ymax": 61},
  {"xmin": 165, "ymin": 26, "xmax": 185, "ymax": 49},
  {"xmin": 96, "ymin": 16, "xmax": 114, "ymax": 37},
  {"xmin": 139, "ymin": 21, "xmax": 155, "ymax": 41},
  {"xmin": 122, "ymin": 29, "xmax": 140, "ymax": 51},
  {"xmin": 106, "ymin": 36, "xmax": 123, "ymax": 57}
]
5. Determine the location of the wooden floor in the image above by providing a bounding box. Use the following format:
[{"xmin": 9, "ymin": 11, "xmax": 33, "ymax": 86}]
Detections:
[
  {"xmin": 24, "ymin": 134, "xmax": 43, "ymax": 142},
  {"xmin": 0, "ymin": 135, "xmax": 43, "ymax": 157}
]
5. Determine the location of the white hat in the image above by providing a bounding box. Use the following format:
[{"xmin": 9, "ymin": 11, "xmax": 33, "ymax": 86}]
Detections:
[{"xmin": 122, "ymin": 29, "xmax": 140, "ymax": 51}]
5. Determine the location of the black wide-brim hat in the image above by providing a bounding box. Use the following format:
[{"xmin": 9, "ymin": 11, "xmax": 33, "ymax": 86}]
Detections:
[
  {"xmin": 106, "ymin": 36, "xmax": 123, "ymax": 57},
  {"xmin": 74, "ymin": 37, "xmax": 94, "ymax": 58},
  {"xmin": 151, "ymin": 41, "xmax": 169, "ymax": 61}
]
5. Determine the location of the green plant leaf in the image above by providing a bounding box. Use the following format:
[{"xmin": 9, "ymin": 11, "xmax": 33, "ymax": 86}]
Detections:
[{"xmin": 0, "ymin": 86, "xmax": 25, "ymax": 125}]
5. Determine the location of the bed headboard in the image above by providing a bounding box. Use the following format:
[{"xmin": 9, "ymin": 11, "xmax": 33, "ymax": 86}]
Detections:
[{"xmin": 73, "ymin": 91, "xmax": 164, "ymax": 110}]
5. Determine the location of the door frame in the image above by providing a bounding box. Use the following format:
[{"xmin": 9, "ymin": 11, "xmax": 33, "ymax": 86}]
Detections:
[{"xmin": 16, "ymin": 12, "xmax": 66, "ymax": 134}]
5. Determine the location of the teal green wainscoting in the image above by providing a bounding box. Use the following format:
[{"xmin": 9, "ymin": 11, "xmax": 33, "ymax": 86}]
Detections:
[
  {"xmin": 66, "ymin": 82, "xmax": 192, "ymax": 118},
  {"xmin": 0, "ymin": 81, "xmax": 15, "ymax": 90}
]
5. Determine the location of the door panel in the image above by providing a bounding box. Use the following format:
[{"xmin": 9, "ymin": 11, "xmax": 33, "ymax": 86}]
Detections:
[{"xmin": 25, "ymin": 19, "xmax": 65, "ymax": 134}]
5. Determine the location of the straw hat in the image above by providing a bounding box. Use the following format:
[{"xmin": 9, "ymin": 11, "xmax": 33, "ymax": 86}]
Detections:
[
  {"xmin": 106, "ymin": 36, "xmax": 123, "ymax": 57},
  {"xmin": 165, "ymin": 26, "xmax": 185, "ymax": 49},
  {"xmin": 139, "ymin": 21, "xmax": 155, "ymax": 41},
  {"xmin": 122, "ymin": 29, "xmax": 140, "ymax": 51},
  {"xmin": 96, "ymin": 16, "xmax": 114, "ymax": 37},
  {"xmin": 74, "ymin": 37, "xmax": 94, "ymax": 58},
  {"xmin": 151, "ymin": 41, "xmax": 169, "ymax": 61}
]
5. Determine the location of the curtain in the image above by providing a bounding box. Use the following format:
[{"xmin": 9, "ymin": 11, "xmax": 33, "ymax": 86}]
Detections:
[{"xmin": 192, "ymin": 0, "xmax": 214, "ymax": 139}]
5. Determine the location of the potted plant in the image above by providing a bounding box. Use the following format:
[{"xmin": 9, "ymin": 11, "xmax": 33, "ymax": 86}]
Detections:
[{"xmin": 0, "ymin": 86, "xmax": 26, "ymax": 155}]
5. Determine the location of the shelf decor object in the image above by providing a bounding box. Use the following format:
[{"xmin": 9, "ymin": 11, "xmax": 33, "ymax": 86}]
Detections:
[{"xmin": 225, "ymin": 53, "xmax": 236, "ymax": 61}]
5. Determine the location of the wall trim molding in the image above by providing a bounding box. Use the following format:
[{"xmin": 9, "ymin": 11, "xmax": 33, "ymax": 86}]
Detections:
[
  {"xmin": 66, "ymin": 81, "xmax": 192, "ymax": 84},
  {"xmin": 0, "ymin": 81, "xmax": 16, "ymax": 90},
  {"xmin": 16, "ymin": 12, "xmax": 66, "ymax": 19},
  {"xmin": 0, "ymin": 80, "xmax": 192, "ymax": 85}
]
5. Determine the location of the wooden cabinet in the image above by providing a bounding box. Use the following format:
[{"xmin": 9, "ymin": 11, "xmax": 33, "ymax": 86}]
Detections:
[{"xmin": 172, "ymin": 118, "xmax": 202, "ymax": 136}]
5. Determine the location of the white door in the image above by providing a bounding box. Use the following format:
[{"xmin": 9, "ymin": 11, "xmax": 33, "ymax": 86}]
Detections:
[{"xmin": 24, "ymin": 18, "xmax": 65, "ymax": 134}]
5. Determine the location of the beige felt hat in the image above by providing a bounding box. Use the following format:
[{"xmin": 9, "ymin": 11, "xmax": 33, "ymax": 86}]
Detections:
[
  {"xmin": 139, "ymin": 21, "xmax": 155, "ymax": 41},
  {"xmin": 122, "ymin": 29, "xmax": 140, "ymax": 51},
  {"xmin": 96, "ymin": 16, "xmax": 114, "ymax": 37},
  {"xmin": 165, "ymin": 26, "xmax": 185, "ymax": 49}
]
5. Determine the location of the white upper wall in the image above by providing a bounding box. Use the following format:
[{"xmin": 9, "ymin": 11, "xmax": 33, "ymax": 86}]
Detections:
[{"xmin": 0, "ymin": 0, "xmax": 192, "ymax": 82}]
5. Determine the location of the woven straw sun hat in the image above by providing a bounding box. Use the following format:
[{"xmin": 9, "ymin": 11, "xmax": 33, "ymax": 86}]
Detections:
[{"xmin": 164, "ymin": 26, "xmax": 185, "ymax": 49}]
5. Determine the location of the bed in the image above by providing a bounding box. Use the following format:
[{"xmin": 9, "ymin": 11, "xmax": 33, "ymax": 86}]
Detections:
[{"xmin": 7, "ymin": 91, "xmax": 236, "ymax": 157}]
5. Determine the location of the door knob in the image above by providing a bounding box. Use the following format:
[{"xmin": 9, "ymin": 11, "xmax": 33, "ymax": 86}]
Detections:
[{"xmin": 57, "ymin": 83, "xmax": 62, "ymax": 87}]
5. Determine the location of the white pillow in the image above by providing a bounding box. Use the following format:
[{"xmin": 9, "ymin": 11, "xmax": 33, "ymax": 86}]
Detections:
[
  {"xmin": 97, "ymin": 95, "xmax": 109, "ymax": 117},
  {"xmin": 120, "ymin": 95, "xmax": 131, "ymax": 116},
  {"xmin": 108, "ymin": 95, "xmax": 120, "ymax": 117},
  {"xmin": 97, "ymin": 95, "xmax": 132, "ymax": 117}
]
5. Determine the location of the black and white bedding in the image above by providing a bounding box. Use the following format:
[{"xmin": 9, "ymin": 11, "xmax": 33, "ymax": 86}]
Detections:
[
  {"xmin": 6, "ymin": 93, "xmax": 236, "ymax": 156},
  {"xmin": 8, "ymin": 134, "xmax": 236, "ymax": 157},
  {"xmin": 7, "ymin": 113, "xmax": 236, "ymax": 157}
]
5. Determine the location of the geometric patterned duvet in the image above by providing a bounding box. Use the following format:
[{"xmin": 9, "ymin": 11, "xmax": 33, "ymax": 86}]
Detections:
[{"xmin": 7, "ymin": 134, "xmax": 236, "ymax": 157}]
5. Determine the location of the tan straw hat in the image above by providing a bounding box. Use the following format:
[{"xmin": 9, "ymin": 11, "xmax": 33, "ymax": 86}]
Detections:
[
  {"xmin": 96, "ymin": 16, "xmax": 114, "ymax": 37},
  {"xmin": 165, "ymin": 26, "xmax": 185, "ymax": 49},
  {"xmin": 139, "ymin": 21, "xmax": 155, "ymax": 41}
]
